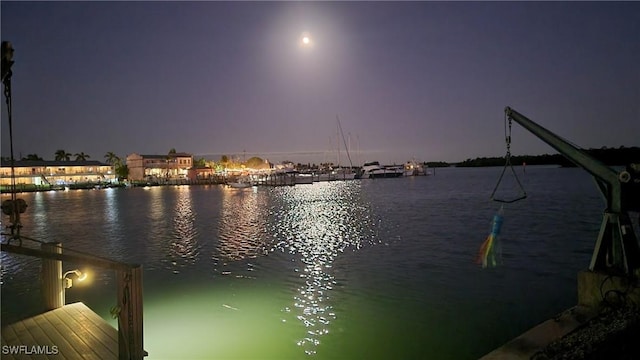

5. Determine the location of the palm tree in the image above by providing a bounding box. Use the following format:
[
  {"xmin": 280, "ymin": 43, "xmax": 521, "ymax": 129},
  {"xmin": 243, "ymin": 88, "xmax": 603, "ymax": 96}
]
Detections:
[
  {"xmin": 115, "ymin": 163, "xmax": 129, "ymax": 180},
  {"xmin": 54, "ymin": 149, "xmax": 72, "ymax": 161},
  {"xmin": 22, "ymin": 154, "xmax": 43, "ymax": 161},
  {"xmin": 74, "ymin": 152, "xmax": 90, "ymax": 161},
  {"xmin": 104, "ymin": 152, "xmax": 120, "ymax": 166},
  {"xmin": 104, "ymin": 152, "xmax": 122, "ymax": 181}
]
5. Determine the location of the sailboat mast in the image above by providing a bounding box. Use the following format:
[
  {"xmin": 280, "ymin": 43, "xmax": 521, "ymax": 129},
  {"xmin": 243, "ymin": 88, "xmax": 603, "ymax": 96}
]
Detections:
[
  {"xmin": 336, "ymin": 115, "xmax": 354, "ymax": 168},
  {"xmin": 337, "ymin": 117, "xmax": 340, "ymax": 167}
]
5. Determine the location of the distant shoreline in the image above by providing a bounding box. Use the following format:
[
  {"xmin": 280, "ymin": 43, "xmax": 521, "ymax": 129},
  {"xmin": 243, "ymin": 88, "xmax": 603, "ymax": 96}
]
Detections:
[{"xmin": 449, "ymin": 146, "xmax": 640, "ymax": 168}]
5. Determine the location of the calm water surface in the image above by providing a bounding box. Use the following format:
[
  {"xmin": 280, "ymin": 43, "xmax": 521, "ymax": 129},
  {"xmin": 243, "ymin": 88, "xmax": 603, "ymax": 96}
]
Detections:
[{"xmin": 2, "ymin": 166, "xmax": 619, "ymax": 359}]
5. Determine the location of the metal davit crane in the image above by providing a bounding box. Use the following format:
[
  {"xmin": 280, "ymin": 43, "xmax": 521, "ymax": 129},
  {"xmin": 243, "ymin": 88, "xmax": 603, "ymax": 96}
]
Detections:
[{"xmin": 504, "ymin": 107, "xmax": 640, "ymax": 277}]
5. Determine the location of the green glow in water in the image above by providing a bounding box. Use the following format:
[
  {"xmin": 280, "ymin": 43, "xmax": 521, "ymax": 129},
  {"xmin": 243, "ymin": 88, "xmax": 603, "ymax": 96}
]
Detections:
[{"xmin": 139, "ymin": 280, "xmax": 306, "ymax": 359}]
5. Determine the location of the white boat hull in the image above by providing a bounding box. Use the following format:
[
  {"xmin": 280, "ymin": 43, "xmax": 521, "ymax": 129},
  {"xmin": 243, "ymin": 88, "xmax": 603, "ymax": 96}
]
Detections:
[
  {"xmin": 228, "ymin": 182, "xmax": 253, "ymax": 188},
  {"xmin": 361, "ymin": 162, "xmax": 404, "ymax": 179},
  {"xmin": 295, "ymin": 174, "xmax": 314, "ymax": 184}
]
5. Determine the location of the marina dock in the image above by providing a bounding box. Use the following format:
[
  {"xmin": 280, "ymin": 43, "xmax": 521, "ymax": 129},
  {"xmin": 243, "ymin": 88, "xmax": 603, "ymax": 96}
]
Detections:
[{"xmin": 1, "ymin": 302, "xmax": 118, "ymax": 360}]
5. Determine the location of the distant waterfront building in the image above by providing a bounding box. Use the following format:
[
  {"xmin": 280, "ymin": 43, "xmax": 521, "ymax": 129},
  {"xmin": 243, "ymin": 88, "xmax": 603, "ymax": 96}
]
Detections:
[
  {"xmin": 187, "ymin": 165, "xmax": 216, "ymax": 181},
  {"xmin": 0, "ymin": 159, "xmax": 116, "ymax": 189},
  {"xmin": 126, "ymin": 152, "xmax": 193, "ymax": 182}
]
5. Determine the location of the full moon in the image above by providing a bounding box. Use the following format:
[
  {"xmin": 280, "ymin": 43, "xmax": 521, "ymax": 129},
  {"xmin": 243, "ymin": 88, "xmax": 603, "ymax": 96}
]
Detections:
[{"xmin": 300, "ymin": 32, "xmax": 312, "ymax": 48}]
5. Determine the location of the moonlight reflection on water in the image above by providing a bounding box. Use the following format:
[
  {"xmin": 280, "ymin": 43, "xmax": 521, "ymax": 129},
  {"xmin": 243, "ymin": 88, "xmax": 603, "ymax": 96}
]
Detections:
[
  {"xmin": 215, "ymin": 181, "xmax": 382, "ymax": 354},
  {"xmin": 269, "ymin": 182, "xmax": 380, "ymax": 354}
]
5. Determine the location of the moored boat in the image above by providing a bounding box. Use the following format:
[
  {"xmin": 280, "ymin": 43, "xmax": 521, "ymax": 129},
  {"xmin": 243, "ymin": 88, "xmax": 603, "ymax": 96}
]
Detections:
[
  {"xmin": 227, "ymin": 176, "xmax": 255, "ymax": 188},
  {"xmin": 361, "ymin": 161, "xmax": 404, "ymax": 178},
  {"xmin": 334, "ymin": 167, "xmax": 357, "ymax": 180},
  {"xmin": 294, "ymin": 173, "xmax": 314, "ymax": 184},
  {"xmin": 404, "ymin": 160, "xmax": 429, "ymax": 176}
]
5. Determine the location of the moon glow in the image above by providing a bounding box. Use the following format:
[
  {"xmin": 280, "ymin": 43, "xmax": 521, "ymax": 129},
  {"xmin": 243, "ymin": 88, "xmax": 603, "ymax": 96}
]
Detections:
[{"xmin": 300, "ymin": 32, "xmax": 313, "ymax": 48}]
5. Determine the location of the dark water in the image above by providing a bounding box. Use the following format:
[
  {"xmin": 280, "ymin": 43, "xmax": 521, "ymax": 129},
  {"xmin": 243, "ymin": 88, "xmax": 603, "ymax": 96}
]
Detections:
[{"xmin": 1, "ymin": 166, "xmax": 619, "ymax": 359}]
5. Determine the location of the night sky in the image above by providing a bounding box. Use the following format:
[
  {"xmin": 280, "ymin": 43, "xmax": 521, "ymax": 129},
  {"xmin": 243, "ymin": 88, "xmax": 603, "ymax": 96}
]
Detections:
[{"xmin": 1, "ymin": 1, "xmax": 638, "ymax": 165}]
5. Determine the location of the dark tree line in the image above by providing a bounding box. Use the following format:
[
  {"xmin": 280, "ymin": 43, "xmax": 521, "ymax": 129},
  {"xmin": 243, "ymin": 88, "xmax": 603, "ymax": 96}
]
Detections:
[{"xmin": 457, "ymin": 146, "xmax": 640, "ymax": 167}]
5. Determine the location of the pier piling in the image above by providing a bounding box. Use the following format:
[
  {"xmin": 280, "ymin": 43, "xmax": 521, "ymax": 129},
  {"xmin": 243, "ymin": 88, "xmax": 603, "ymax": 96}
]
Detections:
[{"xmin": 41, "ymin": 242, "xmax": 63, "ymax": 310}]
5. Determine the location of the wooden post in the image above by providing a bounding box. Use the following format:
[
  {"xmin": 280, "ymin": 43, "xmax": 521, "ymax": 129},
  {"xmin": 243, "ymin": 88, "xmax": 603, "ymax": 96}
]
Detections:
[
  {"xmin": 41, "ymin": 242, "xmax": 64, "ymax": 310},
  {"xmin": 117, "ymin": 265, "xmax": 144, "ymax": 360}
]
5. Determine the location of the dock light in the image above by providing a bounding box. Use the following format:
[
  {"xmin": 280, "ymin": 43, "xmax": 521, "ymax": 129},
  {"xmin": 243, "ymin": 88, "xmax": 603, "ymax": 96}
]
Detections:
[{"xmin": 63, "ymin": 269, "xmax": 87, "ymax": 289}]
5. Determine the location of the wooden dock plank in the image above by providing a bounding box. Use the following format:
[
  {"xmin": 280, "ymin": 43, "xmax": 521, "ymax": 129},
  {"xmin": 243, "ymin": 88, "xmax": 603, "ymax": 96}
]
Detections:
[
  {"xmin": 30, "ymin": 308, "xmax": 79, "ymax": 360},
  {"xmin": 1, "ymin": 302, "xmax": 118, "ymax": 360},
  {"xmin": 7, "ymin": 309, "xmax": 86, "ymax": 360},
  {"xmin": 22, "ymin": 316, "xmax": 64, "ymax": 360},
  {"xmin": 61, "ymin": 304, "xmax": 118, "ymax": 358},
  {"xmin": 0, "ymin": 325, "xmax": 20, "ymax": 360},
  {"xmin": 9, "ymin": 320, "xmax": 50, "ymax": 359},
  {"xmin": 1, "ymin": 322, "xmax": 20, "ymax": 344},
  {"xmin": 45, "ymin": 306, "xmax": 115, "ymax": 359},
  {"xmin": 62, "ymin": 303, "xmax": 118, "ymax": 345}
]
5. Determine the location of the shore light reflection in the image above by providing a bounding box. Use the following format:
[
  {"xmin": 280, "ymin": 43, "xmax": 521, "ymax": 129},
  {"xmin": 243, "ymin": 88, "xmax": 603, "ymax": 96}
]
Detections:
[
  {"xmin": 28, "ymin": 191, "xmax": 48, "ymax": 240},
  {"xmin": 169, "ymin": 187, "xmax": 199, "ymax": 271},
  {"xmin": 103, "ymin": 188, "xmax": 118, "ymax": 225},
  {"xmin": 147, "ymin": 186, "xmax": 167, "ymax": 241},
  {"xmin": 101, "ymin": 189, "xmax": 127, "ymax": 256},
  {"xmin": 217, "ymin": 186, "xmax": 270, "ymax": 265}
]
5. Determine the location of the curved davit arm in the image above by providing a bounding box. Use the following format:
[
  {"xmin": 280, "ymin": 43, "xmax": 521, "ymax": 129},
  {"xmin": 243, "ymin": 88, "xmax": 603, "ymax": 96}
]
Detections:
[
  {"xmin": 504, "ymin": 107, "xmax": 640, "ymax": 276},
  {"xmin": 505, "ymin": 106, "xmax": 622, "ymax": 213}
]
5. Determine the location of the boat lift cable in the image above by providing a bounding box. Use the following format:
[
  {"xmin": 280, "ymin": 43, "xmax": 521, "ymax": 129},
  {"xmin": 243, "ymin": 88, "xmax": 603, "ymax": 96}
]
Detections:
[
  {"xmin": 1, "ymin": 41, "xmax": 26, "ymax": 243},
  {"xmin": 490, "ymin": 112, "xmax": 527, "ymax": 203}
]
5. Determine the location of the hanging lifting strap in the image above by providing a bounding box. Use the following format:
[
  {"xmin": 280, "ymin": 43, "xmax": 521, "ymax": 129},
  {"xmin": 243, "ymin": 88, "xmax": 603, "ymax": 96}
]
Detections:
[{"xmin": 490, "ymin": 113, "xmax": 527, "ymax": 203}]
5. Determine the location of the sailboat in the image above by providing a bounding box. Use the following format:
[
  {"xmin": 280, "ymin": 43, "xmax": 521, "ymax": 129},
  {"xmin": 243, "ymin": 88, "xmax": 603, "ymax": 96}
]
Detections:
[{"xmin": 334, "ymin": 115, "xmax": 356, "ymax": 180}]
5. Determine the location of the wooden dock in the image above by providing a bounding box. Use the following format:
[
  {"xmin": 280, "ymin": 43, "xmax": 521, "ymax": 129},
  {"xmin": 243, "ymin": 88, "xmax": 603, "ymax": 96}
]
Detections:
[
  {"xmin": 1, "ymin": 241, "xmax": 146, "ymax": 359},
  {"xmin": 1, "ymin": 302, "xmax": 118, "ymax": 359}
]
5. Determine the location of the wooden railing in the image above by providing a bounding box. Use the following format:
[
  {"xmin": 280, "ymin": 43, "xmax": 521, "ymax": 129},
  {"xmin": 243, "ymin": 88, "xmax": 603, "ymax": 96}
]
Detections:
[{"xmin": 1, "ymin": 240, "xmax": 145, "ymax": 360}]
